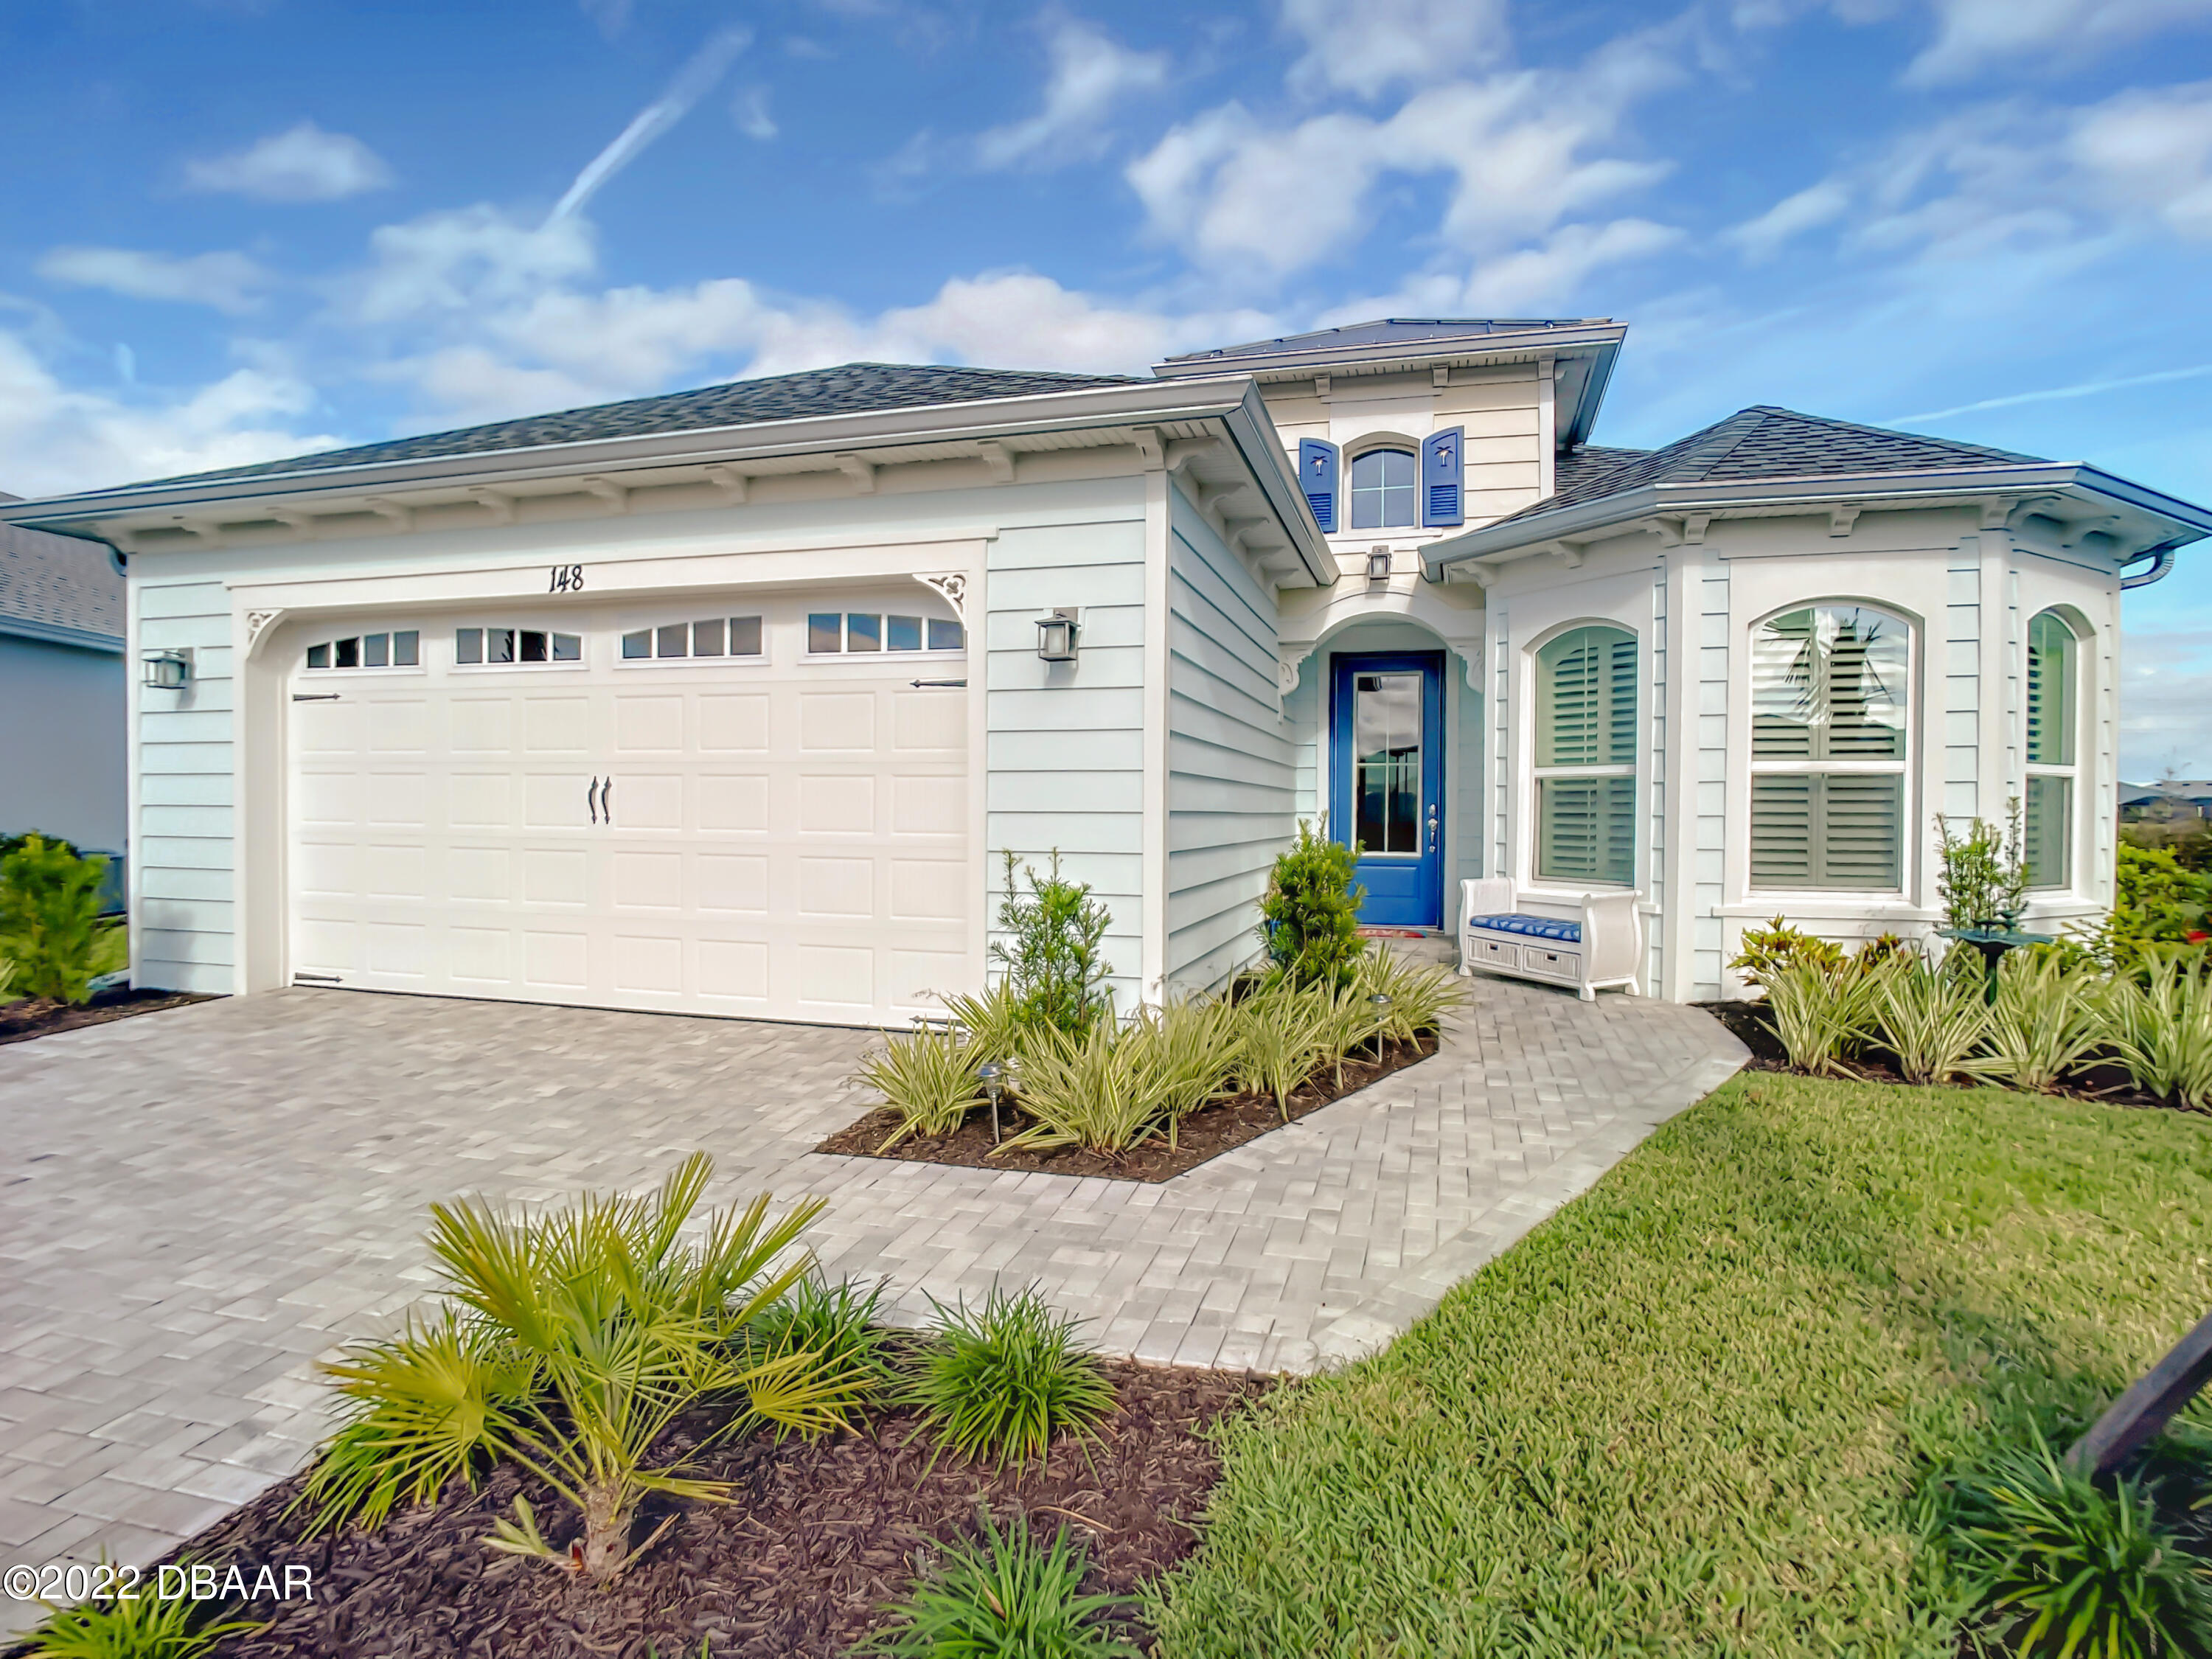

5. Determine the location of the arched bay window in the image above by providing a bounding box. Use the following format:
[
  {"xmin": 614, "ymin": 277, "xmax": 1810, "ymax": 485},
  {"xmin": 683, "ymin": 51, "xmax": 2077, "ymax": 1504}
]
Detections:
[
  {"xmin": 1750, "ymin": 605, "xmax": 1909, "ymax": 891},
  {"xmin": 2025, "ymin": 611, "xmax": 2079, "ymax": 889},
  {"xmin": 1534, "ymin": 625, "xmax": 1636, "ymax": 886}
]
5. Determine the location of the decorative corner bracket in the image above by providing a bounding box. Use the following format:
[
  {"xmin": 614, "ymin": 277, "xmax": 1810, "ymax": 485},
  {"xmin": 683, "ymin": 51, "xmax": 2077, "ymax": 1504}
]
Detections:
[
  {"xmin": 244, "ymin": 608, "xmax": 285, "ymax": 660},
  {"xmin": 914, "ymin": 571, "xmax": 967, "ymax": 625}
]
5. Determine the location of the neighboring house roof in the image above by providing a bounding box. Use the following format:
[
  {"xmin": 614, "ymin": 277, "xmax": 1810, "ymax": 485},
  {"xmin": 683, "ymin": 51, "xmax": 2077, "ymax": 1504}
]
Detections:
[
  {"xmin": 1491, "ymin": 406, "xmax": 2042, "ymax": 531},
  {"xmin": 146, "ymin": 362, "xmax": 1146, "ymax": 488},
  {"xmin": 1161, "ymin": 317, "xmax": 1612, "ymax": 366},
  {"xmin": 2120, "ymin": 781, "xmax": 2212, "ymax": 801},
  {"xmin": 0, "ymin": 520, "xmax": 124, "ymax": 650}
]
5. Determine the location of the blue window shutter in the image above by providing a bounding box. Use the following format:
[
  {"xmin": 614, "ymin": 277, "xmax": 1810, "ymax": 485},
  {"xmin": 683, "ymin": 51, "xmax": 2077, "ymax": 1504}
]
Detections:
[
  {"xmin": 1421, "ymin": 427, "xmax": 1464, "ymax": 527},
  {"xmin": 1298, "ymin": 438, "xmax": 1339, "ymax": 533}
]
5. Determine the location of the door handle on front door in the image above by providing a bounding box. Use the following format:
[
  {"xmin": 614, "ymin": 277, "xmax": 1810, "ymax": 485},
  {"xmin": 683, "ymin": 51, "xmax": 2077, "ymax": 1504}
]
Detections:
[{"xmin": 1427, "ymin": 806, "xmax": 1439, "ymax": 852}]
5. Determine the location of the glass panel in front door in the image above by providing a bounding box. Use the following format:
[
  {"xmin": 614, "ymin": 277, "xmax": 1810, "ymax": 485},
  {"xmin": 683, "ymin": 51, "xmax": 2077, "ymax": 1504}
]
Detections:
[{"xmin": 1354, "ymin": 673, "xmax": 1422, "ymax": 855}]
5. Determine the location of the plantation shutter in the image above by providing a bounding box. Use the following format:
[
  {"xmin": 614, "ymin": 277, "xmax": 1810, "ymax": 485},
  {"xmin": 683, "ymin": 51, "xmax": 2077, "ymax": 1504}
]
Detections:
[
  {"xmin": 2026, "ymin": 611, "xmax": 2075, "ymax": 768},
  {"xmin": 1750, "ymin": 773, "xmax": 1902, "ymax": 889},
  {"xmin": 1419, "ymin": 427, "xmax": 1464, "ymax": 527},
  {"xmin": 1298, "ymin": 439, "xmax": 1340, "ymax": 533},
  {"xmin": 1536, "ymin": 626, "xmax": 1635, "ymax": 886},
  {"xmin": 1753, "ymin": 608, "xmax": 1905, "ymax": 761},
  {"xmin": 2024, "ymin": 776, "xmax": 2071, "ymax": 888}
]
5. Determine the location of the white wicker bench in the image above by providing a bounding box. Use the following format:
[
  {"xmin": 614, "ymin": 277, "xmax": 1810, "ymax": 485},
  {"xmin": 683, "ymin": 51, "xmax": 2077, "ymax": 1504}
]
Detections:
[{"xmin": 1457, "ymin": 877, "xmax": 1642, "ymax": 1001}]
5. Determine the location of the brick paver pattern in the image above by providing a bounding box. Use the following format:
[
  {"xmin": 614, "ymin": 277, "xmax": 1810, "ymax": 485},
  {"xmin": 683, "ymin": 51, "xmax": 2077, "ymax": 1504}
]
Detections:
[{"xmin": 0, "ymin": 978, "xmax": 1743, "ymax": 1630}]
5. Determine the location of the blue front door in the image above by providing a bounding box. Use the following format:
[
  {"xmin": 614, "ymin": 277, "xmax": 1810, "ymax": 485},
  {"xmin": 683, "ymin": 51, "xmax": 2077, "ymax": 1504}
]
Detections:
[{"xmin": 1329, "ymin": 652, "xmax": 1444, "ymax": 928}]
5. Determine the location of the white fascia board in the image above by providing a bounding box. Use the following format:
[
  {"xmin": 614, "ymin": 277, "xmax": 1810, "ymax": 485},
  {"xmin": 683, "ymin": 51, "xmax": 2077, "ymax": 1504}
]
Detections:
[
  {"xmin": 0, "ymin": 615, "xmax": 125, "ymax": 652},
  {"xmin": 1152, "ymin": 322, "xmax": 1627, "ymax": 380},
  {"xmin": 1217, "ymin": 380, "xmax": 1337, "ymax": 586},
  {"xmin": 1420, "ymin": 462, "xmax": 2212, "ymax": 572},
  {"xmin": 0, "ymin": 374, "xmax": 1272, "ymax": 528}
]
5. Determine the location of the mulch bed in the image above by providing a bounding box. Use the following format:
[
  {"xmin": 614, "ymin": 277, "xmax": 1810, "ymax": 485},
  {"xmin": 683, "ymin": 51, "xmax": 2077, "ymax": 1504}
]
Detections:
[
  {"xmin": 0, "ymin": 987, "xmax": 214, "ymax": 1047},
  {"xmin": 42, "ymin": 1360, "xmax": 1267, "ymax": 1659},
  {"xmin": 818, "ymin": 1032, "xmax": 1440, "ymax": 1183},
  {"xmin": 1695, "ymin": 998, "xmax": 2188, "ymax": 1110}
]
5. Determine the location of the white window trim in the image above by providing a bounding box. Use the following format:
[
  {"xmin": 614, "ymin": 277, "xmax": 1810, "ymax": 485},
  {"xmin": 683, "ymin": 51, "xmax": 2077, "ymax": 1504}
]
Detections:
[
  {"xmin": 1745, "ymin": 602, "xmax": 1916, "ymax": 900},
  {"xmin": 2025, "ymin": 609, "xmax": 2084, "ymax": 895},
  {"xmin": 1527, "ymin": 622, "xmax": 1640, "ymax": 892}
]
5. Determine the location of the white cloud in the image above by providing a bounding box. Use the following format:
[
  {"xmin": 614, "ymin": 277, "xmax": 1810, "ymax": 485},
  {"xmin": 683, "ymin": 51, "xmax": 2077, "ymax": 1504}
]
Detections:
[
  {"xmin": 35, "ymin": 247, "xmax": 274, "ymax": 315},
  {"xmin": 1458, "ymin": 219, "xmax": 1686, "ymax": 311},
  {"xmin": 1725, "ymin": 179, "xmax": 1852, "ymax": 259},
  {"xmin": 1907, "ymin": 0, "xmax": 2212, "ymax": 85},
  {"xmin": 184, "ymin": 122, "xmax": 394, "ymax": 202},
  {"xmin": 344, "ymin": 207, "xmax": 597, "ymax": 325},
  {"xmin": 1127, "ymin": 33, "xmax": 1681, "ymax": 282},
  {"xmin": 733, "ymin": 86, "xmax": 778, "ymax": 141},
  {"xmin": 552, "ymin": 27, "xmax": 752, "ymax": 220},
  {"xmin": 0, "ymin": 327, "xmax": 341, "ymax": 497},
  {"xmin": 973, "ymin": 12, "xmax": 1169, "ymax": 171},
  {"xmin": 1280, "ymin": 0, "xmax": 1511, "ymax": 99}
]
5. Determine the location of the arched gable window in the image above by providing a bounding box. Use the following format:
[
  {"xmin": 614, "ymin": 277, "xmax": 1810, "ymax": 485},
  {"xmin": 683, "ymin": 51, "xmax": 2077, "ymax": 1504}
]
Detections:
[
  {"xmin": 1750, "ymin": 604, "xmax": 1909, "ymax": 891},
  {"xmin": 1349, "ymin": 448, "xmax": 1417, "ymax": 529},
  {"xmin": 1534, "ymin": 625, "xmax": 1636, "ymax": 886},
  {"xmin": 2025, "ymin": 611, "xmax": 2079, "ymax": 889}
]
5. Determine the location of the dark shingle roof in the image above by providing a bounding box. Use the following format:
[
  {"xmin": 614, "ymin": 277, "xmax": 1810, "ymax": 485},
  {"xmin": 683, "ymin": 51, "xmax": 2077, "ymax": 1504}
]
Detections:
[
  {"xmin": 1163, "ymin": 317, "xmax": 1610, "ymax": 366},
  {"xmin": 143, "ymin": 361, "xmax": 1147, "ymax": 488},
  {"xmin": 1490, "ymin": 406, "xmax": 2045, "ymax": 530},
  {"xmin": 0, "ymin": 522, "xmax": 122, "ymax": 639}
]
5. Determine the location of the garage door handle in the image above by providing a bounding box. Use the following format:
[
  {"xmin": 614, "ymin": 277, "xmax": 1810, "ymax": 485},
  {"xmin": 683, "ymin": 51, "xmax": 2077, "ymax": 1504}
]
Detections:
[
  {"xmin": 586, "ymin": 776, "xmax": 599, "ymax": 824},
  {"xmin": 599, "ymin": 777, "xmax": 613, "ymax": 824}
]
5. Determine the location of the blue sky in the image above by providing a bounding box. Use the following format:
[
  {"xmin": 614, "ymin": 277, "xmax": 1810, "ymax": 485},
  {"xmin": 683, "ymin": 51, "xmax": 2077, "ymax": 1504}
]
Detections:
[{"xmin": 4, "ymin": 0, "xmax": 2211, "ymax": 773}]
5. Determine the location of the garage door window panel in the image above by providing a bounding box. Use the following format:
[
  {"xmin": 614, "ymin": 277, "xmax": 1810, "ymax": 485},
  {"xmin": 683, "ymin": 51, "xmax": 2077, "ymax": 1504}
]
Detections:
[
  {"xmin": 810, "ymin": 611, "xmax": 966, "ymax": 655},
  {"xmin": 622, "ymin": 616, "xmax": 765, "ymax": 662},
  {"xmin": 456, "ymin": 626, "xmax": 582, "ymax": 668},
  {"xmin": 305, "ymin": 630, "xmax": 420, "ymax": 672}
]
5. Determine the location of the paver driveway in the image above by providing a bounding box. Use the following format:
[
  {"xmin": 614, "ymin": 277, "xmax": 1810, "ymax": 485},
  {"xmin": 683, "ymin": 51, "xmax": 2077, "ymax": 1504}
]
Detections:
[{"xmin": 0, "ymin": 981, "xmax": 1744, "ymax": 1631}]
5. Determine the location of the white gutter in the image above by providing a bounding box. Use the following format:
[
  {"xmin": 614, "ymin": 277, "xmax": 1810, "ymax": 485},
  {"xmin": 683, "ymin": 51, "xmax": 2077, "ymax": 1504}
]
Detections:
[
  {"xmin": 0, "ymin": 371, "xmax": 1338, "ymax": 586},
  {"xmin": 1421, "ymin": 461, "xmax": 2212, "ymax": 574},
  {"xmin": 0, "ymin": 616, "xmax": 124, "ymax": 652}
]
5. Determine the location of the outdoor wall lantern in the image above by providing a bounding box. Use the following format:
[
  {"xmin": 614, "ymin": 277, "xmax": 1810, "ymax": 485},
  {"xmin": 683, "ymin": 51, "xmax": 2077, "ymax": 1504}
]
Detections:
[
  {"xmin": 141, "ymin": 648, "xmax": 192, "ymax": 690},
  {"xmin": 1366, "ymin": 547, "xmax": 1393, "ymax": 585},
  {"xmin": 1035, "ymin": 608, "xmax": 1080, "ymax": 662}
]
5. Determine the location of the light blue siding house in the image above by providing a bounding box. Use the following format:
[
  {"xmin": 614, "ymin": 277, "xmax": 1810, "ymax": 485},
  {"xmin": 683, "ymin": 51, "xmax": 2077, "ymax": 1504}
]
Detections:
[{"xmin": 3, "ymin": 321, "xmax": 2207, "ymax": 1017}]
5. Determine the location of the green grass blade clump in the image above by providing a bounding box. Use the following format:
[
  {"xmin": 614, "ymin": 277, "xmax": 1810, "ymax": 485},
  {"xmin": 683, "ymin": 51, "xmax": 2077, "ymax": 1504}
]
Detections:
[
  {"xmin": 1966, "ymin": 949, "xmax": 2104, "ymax": 1093},
  {"xmin": 1870, "ymin": 955, "xmax": 1992, "ymax": 1086},
  {"xmin": 1944, "ymin": 1430, "xmax": 2212, "ymax": 1659},
  {"xmin": 853, "ymin": 1026, "xmax": 984, "ymax": 1151},
  {"xmin": 21, "ymin": 1559, "xmax": 262, "ymax": 1658},
  {"xmin": 743, "ymin": 1273, "xmax": 900, "ymax": 1410},
  {"xmin": 905, "ymin": 1286, "xmax": 1116, "ymax": 1470},
  {"xmin": 858, "ymin": 1509, "xmax": 1138, "ymax": 1657}
]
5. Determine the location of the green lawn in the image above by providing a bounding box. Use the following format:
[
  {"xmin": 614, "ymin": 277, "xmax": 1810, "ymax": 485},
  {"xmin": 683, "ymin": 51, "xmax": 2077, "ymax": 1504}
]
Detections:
[{"xmin": 1149, "ymin": 1073, "xmax": 2212, "ymax": 1658}]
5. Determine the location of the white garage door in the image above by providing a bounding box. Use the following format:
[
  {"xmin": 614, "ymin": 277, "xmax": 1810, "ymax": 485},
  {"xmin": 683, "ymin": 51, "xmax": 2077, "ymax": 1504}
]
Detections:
[{"xmin": 285, "ymin": 594, "xmax": 973, "ymax": 1026}]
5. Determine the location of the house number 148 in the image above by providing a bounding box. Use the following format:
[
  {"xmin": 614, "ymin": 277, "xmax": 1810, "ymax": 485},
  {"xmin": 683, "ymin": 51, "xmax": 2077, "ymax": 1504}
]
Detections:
[{"xmin": 548, "ymin": 564, "xmax": 585, "ymax": 593}]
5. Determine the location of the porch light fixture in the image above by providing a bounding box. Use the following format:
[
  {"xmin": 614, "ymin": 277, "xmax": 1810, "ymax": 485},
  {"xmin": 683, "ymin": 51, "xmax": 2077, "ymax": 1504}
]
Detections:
[
  {"xmin": 1367, "ymin": 547, "xmax": 1392, "ymax": 585},
  {"xmin": 1368, "ymin": 992, "xmax": 1391, "ymax": 1062},
  {"xmin": 141, "ymin": 648, "xmax": 192, "ymax": 690},
  {"xmin": 978, "ymin": 1061, "xmax": 1004, "ymax": 1144},
  {"xmin": 1035, "ymin": 608, "xmax": 1080, "ymax": 662}
]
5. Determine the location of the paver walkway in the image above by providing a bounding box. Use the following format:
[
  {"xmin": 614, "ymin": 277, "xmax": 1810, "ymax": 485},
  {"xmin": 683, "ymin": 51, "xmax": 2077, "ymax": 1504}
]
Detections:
[{"xmin": 0, "ymin": 981, "xmax": 1743, "ymax": 1633}]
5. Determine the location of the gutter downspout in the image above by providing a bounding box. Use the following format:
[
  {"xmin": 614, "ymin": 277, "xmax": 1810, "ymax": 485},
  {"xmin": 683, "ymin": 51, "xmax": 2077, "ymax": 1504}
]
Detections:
[{"xmin": 2121, "ymin": 538, "xmax": 2185, "ymax": 589}]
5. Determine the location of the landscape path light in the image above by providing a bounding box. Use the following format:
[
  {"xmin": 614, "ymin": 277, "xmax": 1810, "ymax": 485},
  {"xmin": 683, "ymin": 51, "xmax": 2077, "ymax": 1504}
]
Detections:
[
  {"xmin": 1369, "ymin": 992, "xmax": 1391, "ymax": 1063},
  {"xmin": 978, "ymin": 1061, "xmax": 1004, "ymax": 1145}
]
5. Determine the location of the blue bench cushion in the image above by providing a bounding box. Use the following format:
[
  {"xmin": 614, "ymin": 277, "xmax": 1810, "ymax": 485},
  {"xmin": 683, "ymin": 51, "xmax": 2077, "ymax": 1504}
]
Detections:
[{"xmin": 1467, "ymin": 912, "xmax": 1582, "ymax": 944}]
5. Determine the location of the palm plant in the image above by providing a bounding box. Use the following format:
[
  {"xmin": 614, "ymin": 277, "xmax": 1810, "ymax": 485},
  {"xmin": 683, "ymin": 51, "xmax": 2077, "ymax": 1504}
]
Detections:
[
  {"xmin": 852, "ymin": 1025, "xmax": 984, "ymax": 1151},
  {"xmin": 1947, "ymin": 1430, "xmax": 2212, "ymax": 1658},
  {"xmin": 1764, "ymin": 959, "xmax": 1875, "ymax": 1076},
  {"xmin": 1868, "ymin": 953, "xmax": 1992, "ymax": 1085},
  {"xmin": 2102, "ymin": 945, "xmax": 2212, "ymax": 1110},
  {"xmin": 1234, "ymin": 984, "xmax": 1338, "ymax": 1119},
  {"xmin": 303, "ymin": 1154, "xmax": 872, "ymax": 1582},
  {"xmin": 1967, "ymin": 948, "xmax": 2104, "ymax": 1093}
]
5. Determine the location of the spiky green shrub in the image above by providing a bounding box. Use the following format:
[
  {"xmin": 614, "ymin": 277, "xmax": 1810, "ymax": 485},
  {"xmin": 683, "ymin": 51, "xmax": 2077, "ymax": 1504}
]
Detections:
[
  {"xmin": 858, "ymin": 1509, "xmax": 1138, "ymax": 1657},
  {"xmin": 1968, "ymin": 949, "xmax": 2105, "ymax": 1093},
  {"xmin": 1764, "ymin": 960, "xmax": 1875, "ymax": 1077},
  {"xmin": 18, "ymin": 1560, "xmax": 262, "ymax": 1658},
  {"xmin": 2101, "ymin": 945, "xmax": 2212, "ymax": 1109},
  {"xmin": 301, "ymin": 1154, "xmax": 872, "ymax": 1582},
  {"xmin": 0, "ymin": 834, "xmax": 108, "ymax": 1005},
  {"xmin": 936, "ymin": 978, "xmax": 1029, "ymax": 1063},
  {"xmin": 1259, "ymin": 821, "xmax": 1366, "ymax": 990},
  {"xmin": 1868, "ymin": 953, "xmax": 1992, "ymax": 1086},
  {"xmin": 905, "ymin": 1287, "xmax": 1116, "ymax": 1470},
  {"xmin": 1233, "ymin": 983, "xmax": 1338, "ymax": 1119},
  {"xmin": 744, "ymin": 1274, "xmax": 900, "ymax": 1409},
  {"xmin": 1135, "ymin": 996, "xmax": 1241, "ymax": 1147},
  {"xmin": 1728, "ymin": 916, "xmax": 1848, "ymax": 993},
  {"xmin": 998, "ymin": 1020, "xmax": 1166, "ymax": 1157},
  {"xmin": 1945, "ymin": 1430, "xmax": 2212, "ymax": 1659},
  {"xmin": 991, "ymin": 851, "xmax": 1115, "ymax": 1040},
  {"xmin": 1354, "ymin": 945, "xmax": 1462, "ymax": 1044},
  {"xmin": 853, "ymin": 1026, "xmax": 984, "ymax": 1151}
]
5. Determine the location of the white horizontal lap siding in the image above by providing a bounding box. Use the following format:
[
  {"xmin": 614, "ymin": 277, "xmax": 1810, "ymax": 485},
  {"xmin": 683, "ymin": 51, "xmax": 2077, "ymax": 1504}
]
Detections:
[
  {"xmin": 1164, "ymin": 490, "xmax": 1292, "ymax": 993},
  {"xmin": 986, "ymin": 518, "xmax": 1149, "ymax": 1014},
  {"xmin": 133, "ymin": 580, "xmax": 236, "ymax": 992}
]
